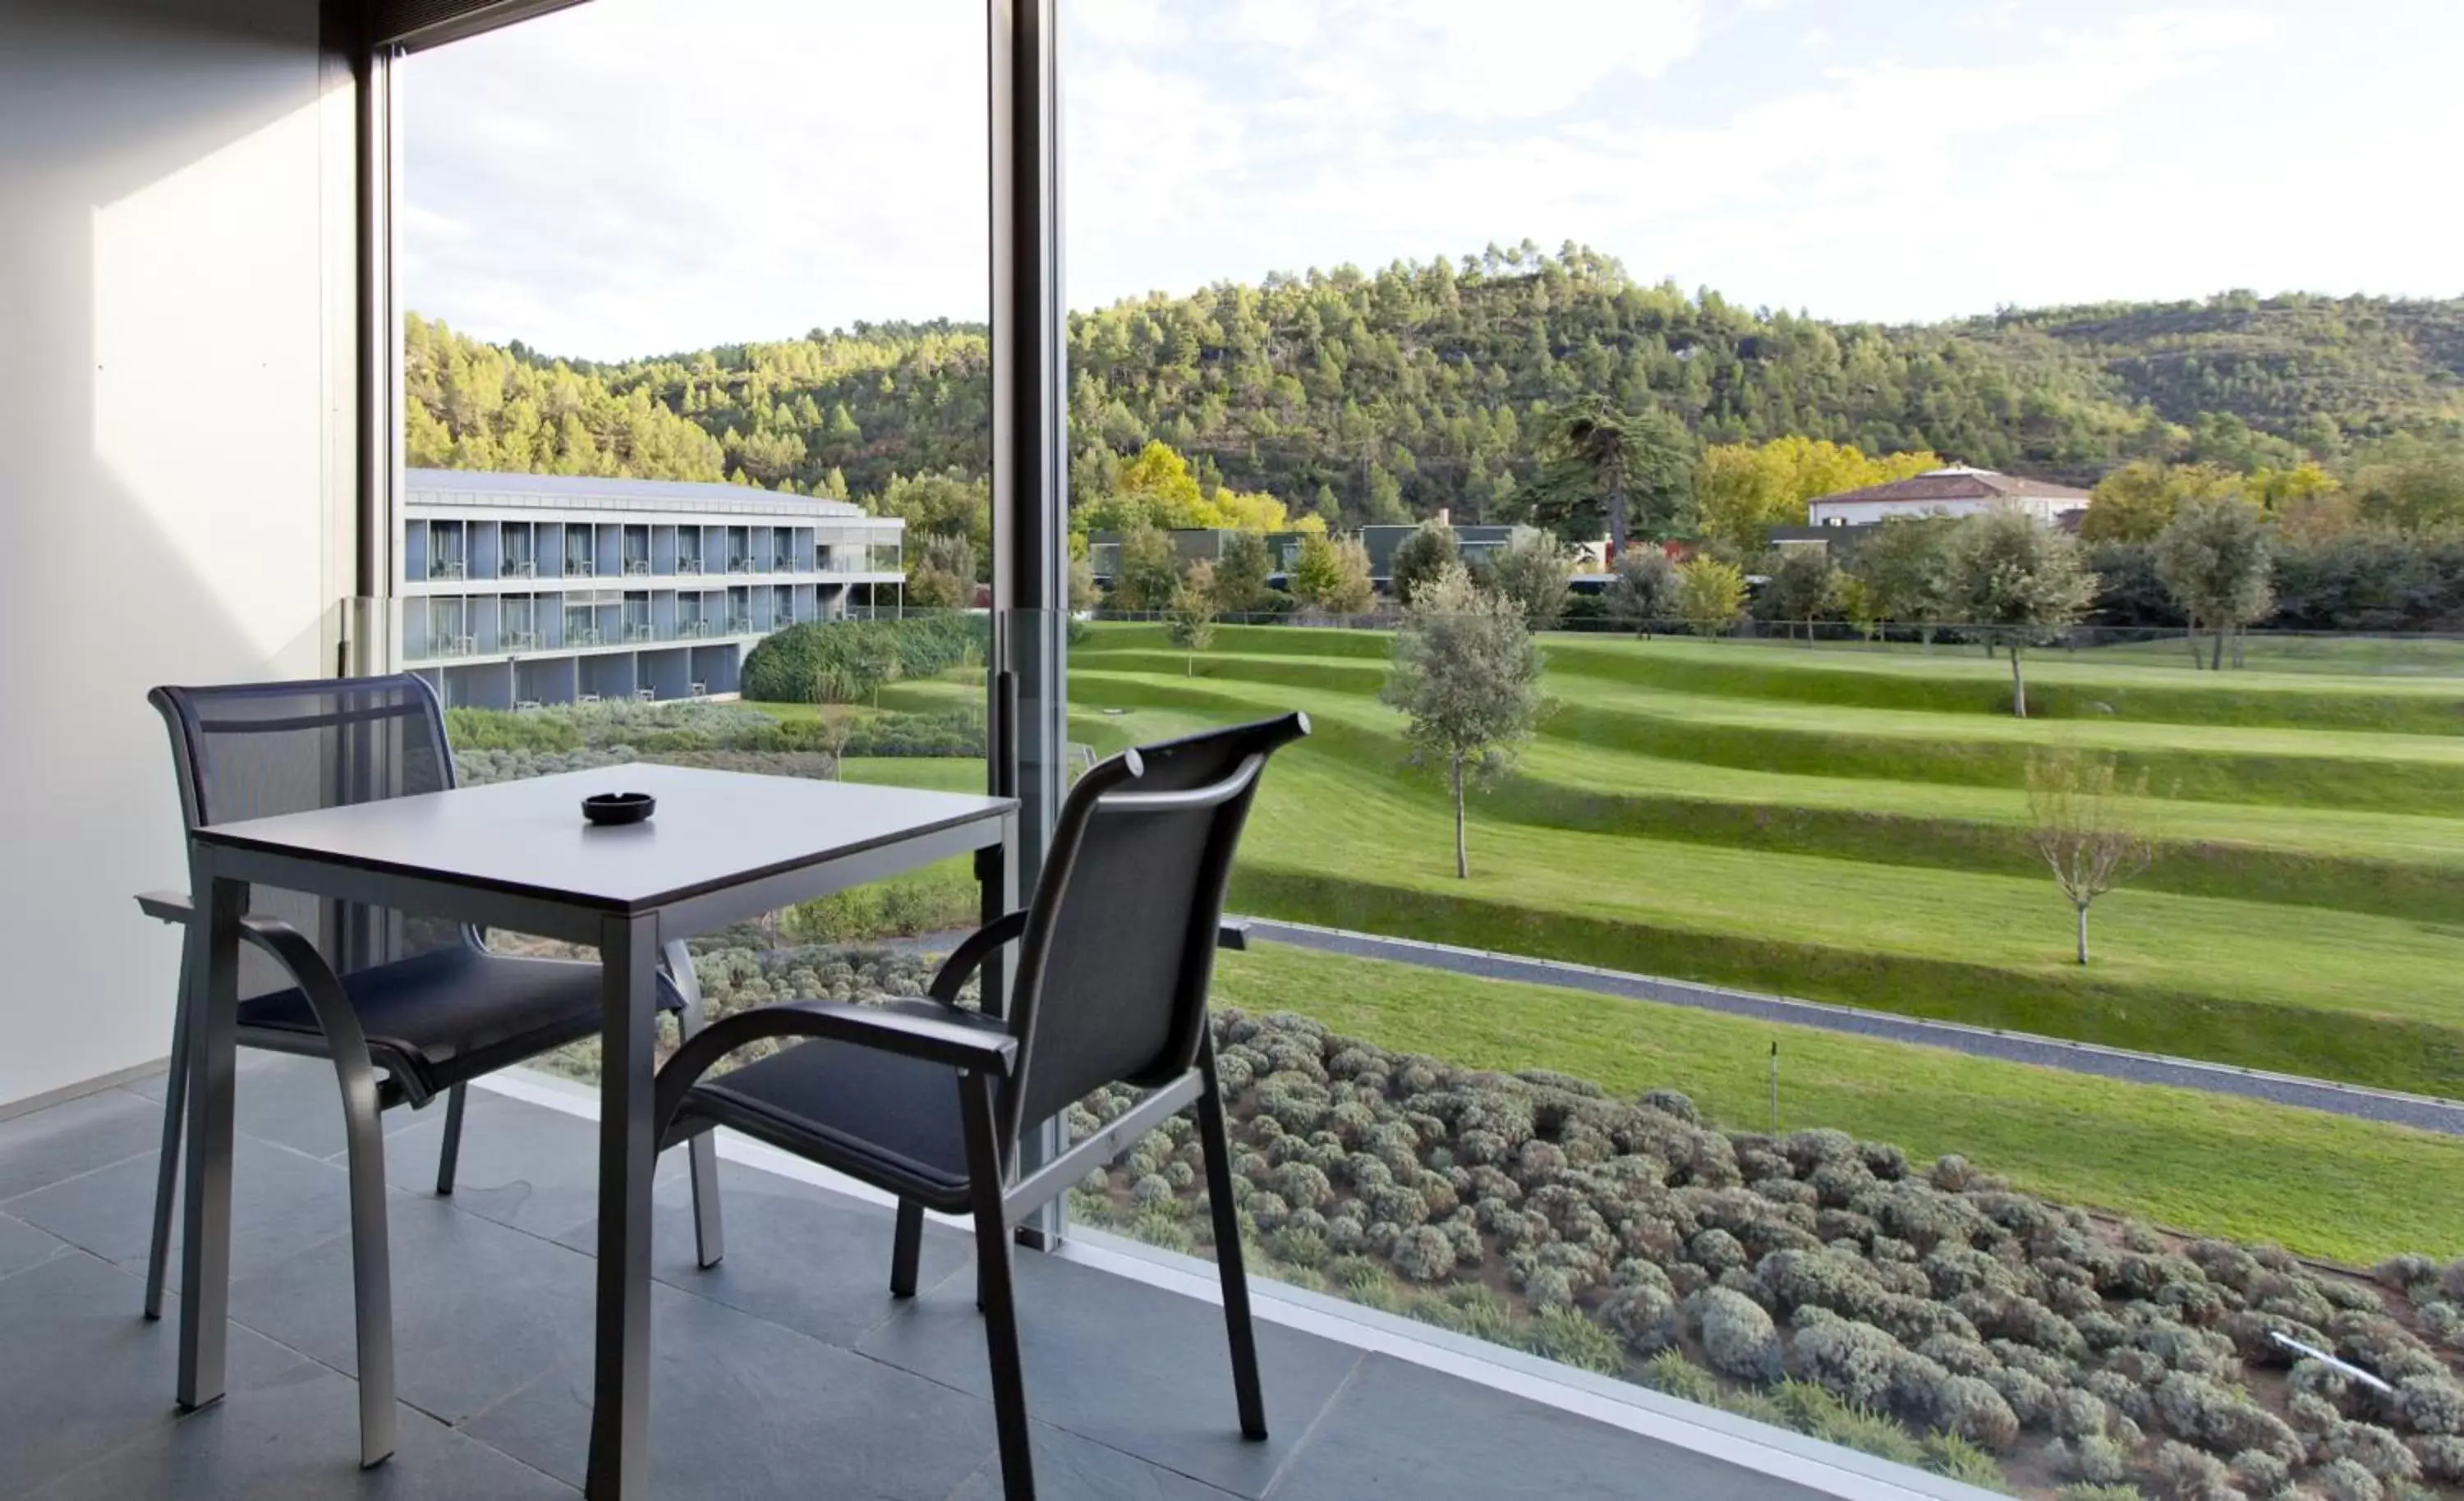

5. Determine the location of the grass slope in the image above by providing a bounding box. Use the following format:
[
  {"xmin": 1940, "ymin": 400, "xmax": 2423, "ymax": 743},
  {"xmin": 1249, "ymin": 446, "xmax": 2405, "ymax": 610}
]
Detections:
[{"xmin": 1211, "ymin": 943, "xmax": 2464, "ymax": 1265}]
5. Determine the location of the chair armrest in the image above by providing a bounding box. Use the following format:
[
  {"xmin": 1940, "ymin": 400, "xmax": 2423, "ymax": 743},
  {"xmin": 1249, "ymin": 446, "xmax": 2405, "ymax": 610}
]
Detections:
[
  {"xmin": 136, "ymin": 890, "xmax": 193, "ymax": 925},
  {"xmin": 1218, "ymin": 920, "xmax": 1250, "ymax": 952},
  {"xmin": 220, "ymin": 912, "xmax": 414, "ymax": 1104},
  {"xmin": 655, "ymin": 1000, "xmax": 1018, "ymax": 1150},
  {"xmin": 927, "ymin": 909, "xmax": 1030, "ymax": 1007}
]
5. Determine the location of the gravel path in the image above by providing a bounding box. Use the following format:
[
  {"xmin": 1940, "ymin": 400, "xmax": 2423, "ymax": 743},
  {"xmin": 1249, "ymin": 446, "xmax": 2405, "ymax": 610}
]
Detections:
[{"xmin": 1238, "ymin": 917, "xmax": 2464, "ymax": 1138}]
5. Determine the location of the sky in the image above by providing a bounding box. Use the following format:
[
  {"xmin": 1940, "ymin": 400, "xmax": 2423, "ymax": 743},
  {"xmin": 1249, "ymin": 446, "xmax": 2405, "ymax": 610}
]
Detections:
[{"xmin": 401, "ymin": 0, "xmax": 2464, "ymax": 362}]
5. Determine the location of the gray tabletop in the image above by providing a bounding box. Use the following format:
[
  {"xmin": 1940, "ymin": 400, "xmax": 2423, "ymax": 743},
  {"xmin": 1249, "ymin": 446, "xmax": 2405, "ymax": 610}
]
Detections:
[{"xmin": 191, "ymin": 762, "xmax": 1015, "ymax": 915}]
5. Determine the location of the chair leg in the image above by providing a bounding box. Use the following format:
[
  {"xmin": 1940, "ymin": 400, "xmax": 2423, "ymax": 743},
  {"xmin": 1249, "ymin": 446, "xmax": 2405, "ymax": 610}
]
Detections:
[
  {"xmin": 666, "ymin": 939, "xmax": 725, "ymax": 1269},
  {"xmin": 1198, "ymin": 1039, "xmax": 1269, "ymax": 1440},
  {"xmin": 434, "ymin": 1085, "xmax": 467, "ymax": 1196},
  {"xmin": 143, "ymin": 970, "xmax": 195, "ymax": 1322},
  {"xmin": 334, "ymin": 1057, "xmax": 399, "ymax": 1467},
  {"xmin": 890, "ymin": 1200, "xmax": 924, "ymax": 1298},
  {"xmin": 961, "ymin": 1077, "xmax": 1035, "ymax": 1501}
]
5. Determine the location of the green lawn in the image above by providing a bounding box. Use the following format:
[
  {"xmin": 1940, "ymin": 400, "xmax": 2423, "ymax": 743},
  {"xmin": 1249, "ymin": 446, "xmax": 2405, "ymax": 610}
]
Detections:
[
  {"xmin": 1053, "ymin": 627, "xmax": 2464, "ymax": 1098},
  {"xmin": 1211, "ymin": 943, "xmax": 2464, "ymax": 1265}
]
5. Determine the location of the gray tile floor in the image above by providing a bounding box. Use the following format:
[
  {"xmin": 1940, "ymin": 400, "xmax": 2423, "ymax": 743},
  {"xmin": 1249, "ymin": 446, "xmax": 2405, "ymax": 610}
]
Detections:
[{"xmin": 0, "ymin": 1055, "xmax": 1825, "ymax": 1500}]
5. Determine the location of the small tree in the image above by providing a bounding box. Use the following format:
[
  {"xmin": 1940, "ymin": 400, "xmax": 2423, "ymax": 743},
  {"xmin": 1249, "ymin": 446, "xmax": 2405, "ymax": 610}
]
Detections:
[
  {"xmin": 1947, "ymin": 508, "xmax": 2096, "ymax": 718},
  {"xmin": 1607, "ymin": 546, "xmax": 1679, "ymax": 636},
  {"xmin": 1849, "ymin": 515, "xmax": 1957, "ymax": 649},
  {"xmin": 1758, "ymin": 548, "xmax": 1839, "ymax": 641},
  {"xmin": 2025, "ymin": 749, "xmax": 2154, "ymax": 965},
  {"xmin": 1167, "ymin": 558, "xmax": 1220, "ymax": 671},
  {"xmin": 1389, "ymin": 517, "xmax": 1460, "ymax": 605},
  {"xmin": 1111, "ymin": 523, "xmax": 1181, "ymax": 612},
  {"xmin": 1380, "ymin": 563, "xmax": 1546, "ymax": 879},
  {"xmin": 2154, "ymin": 495, "xmax": 2273, "ymax": 669},
  {"xmin": 1213, "ymin": 530, "xmax": 1273, "ymax": 616},
  {"xmin": 1487, "ymin": 526, "xmax": 1574, "ymax": 631},
  {"xmin": 905, "ymin": 533, "xmax": 976, "ymax": 610},
  {"xmin": 1065, "ymin": 552, "xmax": 1098, "ymax": 614},
  {"xmin": 1675, "ymin": 556, "xmax": 1748, "ymax": 637},
  {"xmin": 1294, "ymin": 531, "xmax": 1375, "ymax": 616}
]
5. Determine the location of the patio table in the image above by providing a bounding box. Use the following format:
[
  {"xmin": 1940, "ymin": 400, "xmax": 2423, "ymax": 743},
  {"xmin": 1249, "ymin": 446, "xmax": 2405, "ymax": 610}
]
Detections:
[{"xmin": 172, "ymin": 760, "xmax": 1015, "ymax": 1501}]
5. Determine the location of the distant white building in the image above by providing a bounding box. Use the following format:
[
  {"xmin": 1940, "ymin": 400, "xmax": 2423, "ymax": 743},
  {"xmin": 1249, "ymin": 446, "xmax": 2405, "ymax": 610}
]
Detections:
[
  {"xmin": 396, "ymin": 469, "xmax": 905, "ymax": 709},
  {"xmin": 1807, "ymin": 466, "xmax": 2091, "ymax": 527}
]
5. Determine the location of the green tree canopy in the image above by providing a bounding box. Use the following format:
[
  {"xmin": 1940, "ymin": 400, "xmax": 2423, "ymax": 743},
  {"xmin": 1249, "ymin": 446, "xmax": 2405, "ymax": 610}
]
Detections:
[
  {"xmin": 1947, "ymin": 509, "xmax": 2098, "ymax": 717},
  {"xmin": 1379, "ymin": 563, "xmax": 1547, "ymax": 879},
  {"xmin": 1390, "ymin": 518, "xmax": 1460, "ymax": 605}
]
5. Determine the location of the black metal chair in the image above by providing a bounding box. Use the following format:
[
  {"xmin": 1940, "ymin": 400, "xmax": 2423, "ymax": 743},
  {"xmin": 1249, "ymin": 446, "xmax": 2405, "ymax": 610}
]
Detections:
[
  {"xmin": 138, "ymin": 674, "xmax": 724, "ymax": 1467},
  {"xmin": 652, "ymin": 712, "xmax": 1308, "ymax": 1501}
]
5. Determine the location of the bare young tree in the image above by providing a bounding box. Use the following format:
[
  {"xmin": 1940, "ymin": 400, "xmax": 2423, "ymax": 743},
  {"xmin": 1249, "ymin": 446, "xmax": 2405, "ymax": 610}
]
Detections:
[{"xmin": 2025, "ymin": 749, "xmax": 2154, "ymax": 965}]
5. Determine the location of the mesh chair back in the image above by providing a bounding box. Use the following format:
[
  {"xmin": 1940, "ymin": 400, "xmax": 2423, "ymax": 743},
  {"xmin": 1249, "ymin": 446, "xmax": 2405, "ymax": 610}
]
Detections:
[
  {"xmin": 1004, "ymin": 714, "xmax": 1308, "ymax": 1135},
  {"xmin": 150, "ymin": 675, "xmax": 463, "ymax": 992}
]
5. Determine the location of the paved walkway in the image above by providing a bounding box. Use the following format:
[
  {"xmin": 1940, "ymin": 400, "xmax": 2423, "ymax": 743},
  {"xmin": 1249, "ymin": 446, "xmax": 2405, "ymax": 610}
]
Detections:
[{"xmin": 1239, "ymin": 919, "xmax": 2464, "ymax": 1138}]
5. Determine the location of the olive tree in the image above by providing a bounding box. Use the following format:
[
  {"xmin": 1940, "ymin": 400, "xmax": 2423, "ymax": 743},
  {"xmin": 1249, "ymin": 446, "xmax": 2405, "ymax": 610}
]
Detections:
[
  {"xmin": 1675, "ymin": 557, "xmax": 1748, "ymax": 637},
  {"xmin": 1111, "ymin": 523, "xmax": 1181, "ymax": 612},
  {"xmin": 1850, "ymin": 516, "xmax": 1959, "ymax": 649},
  {"xmin": 1390, "ymin": 517, "xmax": 1460, "ymax": 606},
  {"xmin": 1167, "ymin": 558, "xmax": 1220, "ymax": 671},
  {"xmin": 1947, "ymin": 508, "xmax": 2096, "ymax": 718},
  {"xmin": 2025, "ymin": 749, "xmax": 2154, "ymax": 965},
  {"xmin": 1607, "ymin": 546, "xmax": 1680, "ymax": 636},
  {"xmin": 1488, "ymin": 526, "xmax": 1574, "ymax": 631},
  {"xmin": 1380, "ymin": 563, "xmax": 1546, "ymax": 879},
  {"xmin": 2154, "ymin": 496, "xmax": 2273, "ymax": 670}
]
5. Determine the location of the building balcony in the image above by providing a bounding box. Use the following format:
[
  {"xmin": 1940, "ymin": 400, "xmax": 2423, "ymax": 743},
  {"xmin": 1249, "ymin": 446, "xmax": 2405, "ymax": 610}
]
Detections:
[
  {"xmin": 623, "ymin": 559, "xmax": 652, "ymax": 577},
  {"xmin": 427, "ymin": 560, "xmax": 467, "ymax": 581},
  {"xmin": 622, "ymin": 622, "xmax": 655, "ymax": 643},
  {"xmin": 567, "ymin": 626, "xmax": 605, "ymax": 646},
  {"xmin": 677, "ymin": 559, "xmax": 704, "ymax": 576},
  {"xmin": 503, "ymin": 559, "xmax": 536, "ymax": 579},
  {"xmin": 563, "ymin": 560, "xmax": 595, "ymax": 578},
  {"xmin": 503, "ymin": 630, "xmax": 540, "ymax": 651},
  {"xmin": 0, "ymin": 1058, "xmax": 1836, "ymax": 1501},
  {"xmin": 727, "ymin": 558, "xmax": 755, "ymax": 574}
]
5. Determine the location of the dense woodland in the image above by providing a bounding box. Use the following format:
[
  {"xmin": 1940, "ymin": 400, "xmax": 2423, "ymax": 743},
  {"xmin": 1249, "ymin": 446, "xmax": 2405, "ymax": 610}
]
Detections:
[{"xmin": 404, "ymin": 242, "xmax": 2464, "ymax": 528}]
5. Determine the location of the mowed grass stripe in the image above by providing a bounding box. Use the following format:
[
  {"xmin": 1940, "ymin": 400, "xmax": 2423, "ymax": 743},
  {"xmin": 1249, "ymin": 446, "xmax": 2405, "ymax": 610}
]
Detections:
[
  {"xmin": 1069, "ymin": 667, "xmax": 2464, "ymax": 923},
  {"xmin": 1045, "ymin": 681, "xmax": 2464, "ymax": 1095},
  {"xmin": 1089, "ymin": 623, "xmax": 2464, "ymax": 734},
  {"xmin": 1083, "ymin": 646, "xmax": 2464, "ymax": 815},
  {"xmin": 1211, "ymin": 943, "xmax": 2464, "ymax": 1265}
]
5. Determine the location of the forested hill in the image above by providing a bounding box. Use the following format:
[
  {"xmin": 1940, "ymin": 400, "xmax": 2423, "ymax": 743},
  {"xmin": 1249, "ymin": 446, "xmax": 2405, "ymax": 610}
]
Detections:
[{"xmin": 405, "ymin": 243, "xmax": 2464, "ymax": 526}]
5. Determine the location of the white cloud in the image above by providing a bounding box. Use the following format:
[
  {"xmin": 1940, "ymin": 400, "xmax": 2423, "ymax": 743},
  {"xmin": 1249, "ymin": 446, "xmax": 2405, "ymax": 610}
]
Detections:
[{"xmin": 401, "ymin": 0, "xmax": 2464, "ymax": 355}]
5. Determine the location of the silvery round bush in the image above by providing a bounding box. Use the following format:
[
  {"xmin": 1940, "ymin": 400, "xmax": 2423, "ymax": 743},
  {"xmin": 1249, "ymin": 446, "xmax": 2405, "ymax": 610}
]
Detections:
[
  {"xmin": 1390, "ymin": 1225, "xmax": 1456, "ymax": 1283},
  {"xmin": 1691, "ymin": 1287, "xmax": 1784, "ymax": 1384},
  {"xmin": 2045, "ymin": 1434, "xmax": 2130, "ymax": 1485},
  {"xmin": 1787, "ymin": 1317, "xmax": 1905, "ymax": 1410},
  {"xmin": 1599, "ymin": 1283, "xmax": 1680, "ymax": 1356},
  {"xmin": 2311, "ymin": 1455, "xmax": 2384, "ymax": 1501}
]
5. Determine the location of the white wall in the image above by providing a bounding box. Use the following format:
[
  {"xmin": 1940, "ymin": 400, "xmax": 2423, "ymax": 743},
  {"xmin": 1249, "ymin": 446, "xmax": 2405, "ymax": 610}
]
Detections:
[
  {"xmin": 0, "ymin": 0, "xmax": 352, "ymax": 1106},
  {"xmin": 1807, "ymin": 497, "xmax": 2088, "ymax": 526}
]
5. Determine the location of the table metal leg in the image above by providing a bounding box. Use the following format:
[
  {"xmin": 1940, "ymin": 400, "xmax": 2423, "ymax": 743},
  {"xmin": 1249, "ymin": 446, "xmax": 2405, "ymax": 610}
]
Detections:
[
  {"xmin": 176, "ymin": 869, "xmax": 244, "ymax": 1411},
  {"xmin": 586, "ymin": 913, "xmax": 661, "ymax": 1501}
]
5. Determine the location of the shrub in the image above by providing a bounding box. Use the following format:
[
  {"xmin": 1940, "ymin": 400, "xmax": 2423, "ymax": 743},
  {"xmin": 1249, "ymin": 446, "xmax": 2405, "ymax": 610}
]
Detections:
[
  {"xmin": 1925, "ymin": 1374, "xmax": 2020, "ymax": 1452},
  {"xmin": 2396, "ymin": 1374, "xmax": 2464, "ymax": 1435},
  {"xmin": 1524, "ymin": 1307, "xmax": 1625, "ymax": 1375},
  {"xmin": 1693, "ymin": 1287, "xmax": 1785, "ymax": 1384},
  {"xmin": 2054, "ymin": 1489, "xmax": 2147, "ymax": 1501},
  {"xmin": 2323, "ymin": 1419, "xmax": 2422, "ymax": 1483},
  {"xmin": 2153, "ymin": 1372, "xmax": 2302, "ymax": 1462},
  {"xmin": 2414, "ymin": 1433, "xmax": 2464, "ymax": 1483},
  {"xmin": 2048, "ymin": 1434, "xmax": 2133, "ymax": 1485},
  {"xmin": 1599, "ymin": 1283, "xmax": 1681, "ymax": 1356},
  {"xmin": 739, "ymin": 613, "xmax": 988, "ymax": 704},
  {"xmin": 2311, "ymin": 1456, "xmax": 2385, "ymax": 1501},
  {"xmin": 1789, "ymin": 1318, "xmax": 1907, "ymax": 1410},
  {"xmin": 1636, "ymin": 1350, "xmax": 1722, "ymax": 1406},
  {"xmin": 2224, "ymin": 1450, "xmax": 2290, "ymax": 1496},
  {"xmin": 1390, "ymin": 1226, "xmax": 1456, "ymax": 1283},
  {"xmin": 2145, "ymin": 1439, "xmax": 2240, "ymax": 1500}
]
